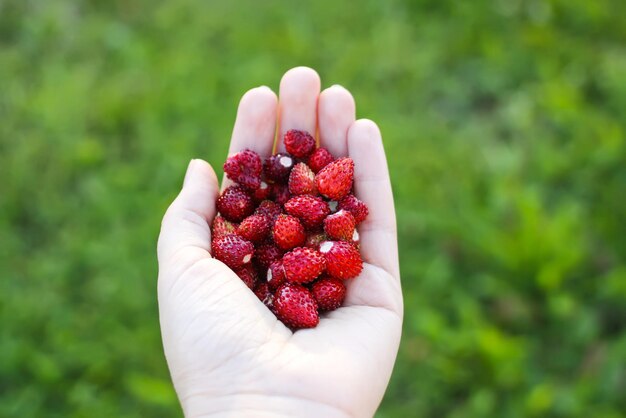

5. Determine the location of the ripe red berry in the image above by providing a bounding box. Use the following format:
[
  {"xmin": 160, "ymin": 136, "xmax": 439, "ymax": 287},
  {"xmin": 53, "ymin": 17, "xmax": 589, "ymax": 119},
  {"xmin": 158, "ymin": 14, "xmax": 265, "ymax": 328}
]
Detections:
[
  {"xmin": 338, "ymin": 194, "xmax": 369, "ymax": 224},
  {"xmin": 307, "ymin": 147, "xmax": 334, "ymax": 173},
  {"xmin": 217, "ymin": 186, "xmax": 255, "ymax": 222},
  {"xmin": 319, "ymin": 240, "xmax": 362, "ymax": 280},
  {"xmin": 284, "ymin": 195, "xmax": 330, "ymax": 229},
  {"xmin": 211, "ymin": 215, "xmax": 237, "ymax": 241},
  {"xmin": 253, "ymin": 181, "xmax": 271, "ymax": 202},
  {"xmin": 274, "ymin": 283, "xmax": 319, "ymax": 329},
  {"xmin": 284, "ymin": 129, "xmax": 316, "ymax": 158},
  {"xmin": 223, "ymin": 149, "xmax": 262, "ymax": 190},
  {"xmin": 304, "ymin": 231, "xmax": 327, "ymax": 249},
  {"xmin": 282, "ymin": 247, "xmax": 326, "ymax": 284},
  {"xmin": 254, "ymin": 241, "xmax": 284, "ymax": 269},
  {"xmin": 267, "ymin": 259, "xmax": 286, "ymax": 291},
  {"xmin": 237, "ymin": 214, "xmax": 271, "ymax": 243},
  {"xmin": 234, "ymin": 264, "xmax": 259, "ymax": 289},
  {"xmin": 212, "ymin": 234, "xmax": 255, "ymax": 269},
  {"xmin": 323, "ymin": 209, "xmax": 356, "ymax": 241},
  {"xmin": 264, "ymin": 153, "xmax": 294, "ymax": 183},
  {"xmin": 271, "ymin": 183, "xmax": 291, "ymax": 206},
  {"xmin": 311, "ymin": 276, "xmax": 346, "ymax": 311},
  {"xmin": 315, "ymin": 157, "xmax": 354, "ymax": 201},
  {"xmin": 255, "ymin": 200, "xmax": 283, "ymax": 223},
  {"xmin": 273, "ymin": 214, "xmax": 306, "ymax": 250},
  {"xmin": 288, "ymin": 162, "xmax": 317, "ymax": 196}
]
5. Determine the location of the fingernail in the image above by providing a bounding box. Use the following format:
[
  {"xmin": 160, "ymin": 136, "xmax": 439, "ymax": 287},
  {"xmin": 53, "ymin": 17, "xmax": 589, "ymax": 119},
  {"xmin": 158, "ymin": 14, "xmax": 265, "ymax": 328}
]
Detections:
[{"xmin": 183, "ymin": 159, "xmax": 197, "ymax": 187}]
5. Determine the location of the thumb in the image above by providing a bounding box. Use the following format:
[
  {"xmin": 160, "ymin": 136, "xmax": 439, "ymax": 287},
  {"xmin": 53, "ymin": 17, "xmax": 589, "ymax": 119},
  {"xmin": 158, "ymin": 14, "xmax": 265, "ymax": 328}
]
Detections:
[
  {"xmin": 156, "ymin": 158, "xmax": 278, "ymax": 335},
  {"xmin": 157, "ymin": 159, "xmax": 218, "ymax": 272}
]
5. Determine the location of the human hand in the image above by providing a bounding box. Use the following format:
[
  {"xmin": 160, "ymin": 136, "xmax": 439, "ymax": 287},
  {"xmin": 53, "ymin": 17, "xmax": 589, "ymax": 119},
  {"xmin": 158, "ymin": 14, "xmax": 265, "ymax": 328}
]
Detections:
[{"xmin": 157, "ymin": 67, "xmax": 402, "ymax": 418}]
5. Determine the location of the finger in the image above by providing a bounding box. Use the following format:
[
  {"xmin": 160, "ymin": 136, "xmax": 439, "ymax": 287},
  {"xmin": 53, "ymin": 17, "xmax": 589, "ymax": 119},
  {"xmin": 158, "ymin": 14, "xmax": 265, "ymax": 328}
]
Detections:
[
  {"xmin": 222, "ymin": 86, "xmax": 278, "ymax": 190},
  {"xmin": 158, "ymin": 159, "xmax": 219, "ymax": 271},
  {"xmin": 318, "ymin": 85, "xmax": 355, "ymax": 157},
  {"xmin": 276, "ymin": 67, "xmax": 320, "ymax": 152},
  {"xmin": 347, "ymin": 119, "xmax": 399, "ymax": 279}
]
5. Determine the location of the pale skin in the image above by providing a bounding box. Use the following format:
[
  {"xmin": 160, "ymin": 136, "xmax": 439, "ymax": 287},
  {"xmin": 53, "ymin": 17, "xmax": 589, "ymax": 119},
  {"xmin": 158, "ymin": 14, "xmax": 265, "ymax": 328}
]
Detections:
[{"xmin": 157, "ymin": 67, "xmax": 403, "ymax": 418}]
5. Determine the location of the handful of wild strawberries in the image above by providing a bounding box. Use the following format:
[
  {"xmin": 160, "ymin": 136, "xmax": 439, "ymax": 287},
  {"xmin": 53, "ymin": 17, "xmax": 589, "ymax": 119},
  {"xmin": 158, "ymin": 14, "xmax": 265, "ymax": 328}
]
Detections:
[{"xmin": 211, "ymin": 129, "xmax": 369, "ymax": 330}]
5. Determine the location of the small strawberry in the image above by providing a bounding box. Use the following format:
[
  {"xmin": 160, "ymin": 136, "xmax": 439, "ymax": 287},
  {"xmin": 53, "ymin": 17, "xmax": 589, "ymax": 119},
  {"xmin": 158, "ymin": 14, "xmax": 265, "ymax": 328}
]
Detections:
[
  {"xmin": 304, "ymin": 231, "xmax": 327, "ymax": 249},
  {"xmin": 264, "ymin": 153, "xmax": 294, "ymax": 183},
  {"xmin": 212, "ymin": 234, "xmax": 255, "ymax": 269},
  {"xmin": 254, "ymin": 281, "xmax": 274, "ymax": 309},
  {"xmin": 211, "ymin": 215, "xmax": 237, "ymax": 241},
  {"xmin": 223, "ymin": 149, "xmax": 262, "ymax": 190},
  {"xmin": 284, "ymin": 195, "xmax": 330, "ymax": 229},
  {"xmin": 234, "ymin": 264, "xmax": 258, "ymax": 289},
  {"xmin": 319, "ymin": 240, "xmax": 362, "ymax": 280},
  {"xmin": 307, "ymin": 147, "xmax": 334, "ymax": 173},
  {"xmin": 283, "ymin": 247, "xmax": 326, "ymax": 284},
  {"xmin": 284, "ymin": 129, "xmax": 316, "ymax": 158},
  {"xmin": 315, "ymin": 157, "xmax": 354, "ymax": 201},
  {"xmin": 217, "ymin": 186, "xmax": 255, "ymax": 222},
  {"xmin": 273, "ymin": 214, "xmax": 306, "ymax": 250},
  {"xmin": 267, "ymin": 259, "xmax": 286, "ymax": 291},
  {"xmin": 253, "ymin": 181, "xmax": 271, "ymax": 202},
  {"xmin": 271, "ymin": 183, "xmax": 291, "ymax": 206},
  {"xmin": 311, "ymin": 276, "xmax": 346, "ymax": 311},
  {"xmin": 254, "ymin": 241, "xmax": 284, "ymax": 269},
  {"xmin": 288, "ymin": 162, "xmax": 317, "ymax": 196},
  {"xmin": 255, "ymin": 200, "xmax": 283, "ymax": 223},
  {"xmin": 237, "ymin": 214, "xmax": 271, "ymax": 243},
  {"xmin": 338, "ymin": 194, "xmax": 369, "ymax": 224},
  {"xmin": 323, "ymin": 210, "xmax": 356, "ymax": 241},
  {"xmin": 274, "ymin": 283, "xmax": 319, "ymax": 329}
]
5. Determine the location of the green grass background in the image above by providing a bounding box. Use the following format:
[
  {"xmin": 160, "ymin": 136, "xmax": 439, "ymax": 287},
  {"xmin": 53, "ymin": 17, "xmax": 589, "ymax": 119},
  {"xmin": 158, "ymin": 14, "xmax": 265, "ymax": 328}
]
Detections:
[{"xmin": 1, "ymin": 0, "xmax": 625, "ymax": 416}]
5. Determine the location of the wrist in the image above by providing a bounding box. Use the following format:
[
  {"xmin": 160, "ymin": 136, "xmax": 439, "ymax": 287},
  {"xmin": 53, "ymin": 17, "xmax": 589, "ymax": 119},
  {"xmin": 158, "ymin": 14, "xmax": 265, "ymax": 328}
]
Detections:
[{"xmin": 182, "ymin": 393, "xmax": 353, "ymax": 418}]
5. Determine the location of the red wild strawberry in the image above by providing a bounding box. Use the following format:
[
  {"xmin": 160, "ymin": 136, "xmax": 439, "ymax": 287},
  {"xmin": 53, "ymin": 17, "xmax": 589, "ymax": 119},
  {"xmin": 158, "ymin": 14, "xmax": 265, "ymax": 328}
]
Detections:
[
  {"xmin": 282, "ymin": 247, "xmax": 326, "ymax": 284},
  {"xmin": 211, "ymin": 215, "xmax": 237, "ymax": 241},
  {"xmin": 223, "ymin": 149, "xmax": 262, "ymax": 190},
  {"xmin": 273, "ymin": 283, "xmax": 319, "ymax": 329},
  {"xmin": 273, "ymin": 214, "xmax": 306, "ymax": 250},
  {"xmin": 284, "ymin": 195, "xmax": 330, "ymax": 229},
  {"xmin": 288, "ymin": 162, "xmax": 317, "ymax": 196},
  {"xmin": 234, "ymin": 264, "xmax": 258, "ymax": 289},
  {"xmin": 267, "ymin": 259, "xmax": 286, "ymax": 291},
  {"xmin": 264, "ymin": 153, "xmax": 294, "ymax": 183},
  {"xmin": 254, "ymin": 281, "xmax": 274, "ymax": 309},
  {"xmin": 311, "ymin": 276, "xmax": 346, "ymax": 311},
  {"xmin": 315, "ymin": 157, "xmax": 354, "ymax": 200},
  {"xmin": 271, "ymin": 183, "xmax": 291, "ymax": 206},
  {"xmin": 237, "ymin": 214, "xmax": 271, "ymax": 243},
  {"xmin": 212, "ymin": 234, "xmax": 255, "ymax": 269},
  {"xmin": 319, "ymin": 240, "xmax": 362, "ymax": 279},
  {"xmin": 253, "ymin": 181, "xmax": 271, "ymax": 202},
  {"xmin": 305, "ymin": 231, "xmax": 327, "ymax": 249},
  {"xmin": 217, "ymin": 186, "xmax": 255, "ymax": 222},
  {"xmin": 323, "ymin": 210, "xmax": 356, "ymax": 241},
  {"xmin": 284, "ymin": 129, "xmax": 316, "ymax": 158},
  {"xmin": 307, "ymin": 147, "xmax": 334, "ymax": 173},
  {"xmin": 338, "ymin": 194, "xmax": 369, "ymax": 224},
  {"xmin": 255, "ymin": 200, "xmax": 283, "ymax": 223},
  {"xmin": 254, "ymin": 241, "xmax": 284, "ymax": 269}
]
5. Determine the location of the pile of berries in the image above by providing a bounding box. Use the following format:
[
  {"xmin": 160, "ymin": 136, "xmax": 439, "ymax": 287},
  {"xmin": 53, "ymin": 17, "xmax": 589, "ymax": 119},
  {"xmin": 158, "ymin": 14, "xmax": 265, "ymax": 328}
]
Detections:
[{"xmin": 211, "ymin": 129, "xmax": 368, "ymax": 329}]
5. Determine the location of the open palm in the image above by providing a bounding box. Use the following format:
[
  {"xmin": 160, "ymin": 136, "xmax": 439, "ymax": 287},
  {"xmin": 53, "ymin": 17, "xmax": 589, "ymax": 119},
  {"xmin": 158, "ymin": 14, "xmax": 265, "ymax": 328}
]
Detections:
[{"xmin": 157, "ymin": 67, "xmax": 402, "ymax": 418}]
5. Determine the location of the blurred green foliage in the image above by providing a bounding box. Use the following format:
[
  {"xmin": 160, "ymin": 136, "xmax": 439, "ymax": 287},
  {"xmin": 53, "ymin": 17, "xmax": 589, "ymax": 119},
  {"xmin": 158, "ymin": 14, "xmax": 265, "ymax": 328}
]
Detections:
[{"xmin": 1, "ymin": 0, "xmax": 625, "ymax": 416}]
